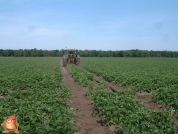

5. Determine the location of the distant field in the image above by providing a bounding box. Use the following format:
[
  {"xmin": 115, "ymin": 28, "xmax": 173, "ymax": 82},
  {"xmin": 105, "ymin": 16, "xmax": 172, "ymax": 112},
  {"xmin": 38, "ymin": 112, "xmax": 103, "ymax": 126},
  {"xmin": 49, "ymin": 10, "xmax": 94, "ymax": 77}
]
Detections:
[{"xmin": 81, "ymin": 57, "xmax": 178, "ymax": 109}]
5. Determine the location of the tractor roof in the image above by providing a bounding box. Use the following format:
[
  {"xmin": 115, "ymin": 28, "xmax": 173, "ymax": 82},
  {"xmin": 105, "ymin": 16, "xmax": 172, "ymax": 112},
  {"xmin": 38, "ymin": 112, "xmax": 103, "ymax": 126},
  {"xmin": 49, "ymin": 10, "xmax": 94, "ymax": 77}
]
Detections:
[{"xmin": 68, "ymin": 48, "xmax": 75, "ymax": 51}]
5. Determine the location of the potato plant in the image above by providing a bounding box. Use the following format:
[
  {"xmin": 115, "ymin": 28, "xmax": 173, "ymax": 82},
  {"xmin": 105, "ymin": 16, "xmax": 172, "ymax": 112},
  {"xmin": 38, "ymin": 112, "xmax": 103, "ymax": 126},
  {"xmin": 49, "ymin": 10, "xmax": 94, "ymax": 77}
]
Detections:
[
  {"xmin": 0, "ymin": 58, "xmax": 76, "ymax": 134},
  {"xmin": 68, "ymin": 64, "xmax": 178, "ymax": 133},
  {"xmin": 67, "ymin": 64, "xmax": 93, "ymax": 87},
  {"xmin": 81, "ymin": 57, "xmax": 178, "ymax": 109}
]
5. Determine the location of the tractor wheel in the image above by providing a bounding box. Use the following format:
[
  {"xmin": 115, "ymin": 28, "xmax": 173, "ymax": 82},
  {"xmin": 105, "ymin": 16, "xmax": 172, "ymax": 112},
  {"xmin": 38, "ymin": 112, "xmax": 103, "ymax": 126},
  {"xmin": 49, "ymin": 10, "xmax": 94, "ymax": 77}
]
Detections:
[
  {"xmin": 63, "ymin": 58, "xmax": 67, "ymax": 67},
  {"xmin": 75, "ymin": 57, "xmax": 80, "ymax": 65}
]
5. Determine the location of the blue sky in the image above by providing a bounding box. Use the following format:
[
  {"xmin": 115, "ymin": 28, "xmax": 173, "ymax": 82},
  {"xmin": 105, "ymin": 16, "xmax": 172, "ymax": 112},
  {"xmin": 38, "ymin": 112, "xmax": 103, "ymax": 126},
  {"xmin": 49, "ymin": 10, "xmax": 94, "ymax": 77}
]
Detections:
[{"xmin": 0, "ymin": 0, "xmax": 178, "ymax": 50}]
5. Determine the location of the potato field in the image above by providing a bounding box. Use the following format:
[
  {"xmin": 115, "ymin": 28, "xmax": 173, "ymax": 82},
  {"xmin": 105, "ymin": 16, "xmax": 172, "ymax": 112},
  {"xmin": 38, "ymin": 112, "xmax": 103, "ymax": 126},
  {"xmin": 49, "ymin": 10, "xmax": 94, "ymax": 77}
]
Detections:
[
  {"xmin": 0, "ymin": 58, "xmax": 76, "ymax": 134},
  {"xmin": 81, "ymin": 58, "xmax": 178, "ymax": 109},
  {"xmin": 0, "ymin": 57, "xmax": 178, "ymax": 134}
]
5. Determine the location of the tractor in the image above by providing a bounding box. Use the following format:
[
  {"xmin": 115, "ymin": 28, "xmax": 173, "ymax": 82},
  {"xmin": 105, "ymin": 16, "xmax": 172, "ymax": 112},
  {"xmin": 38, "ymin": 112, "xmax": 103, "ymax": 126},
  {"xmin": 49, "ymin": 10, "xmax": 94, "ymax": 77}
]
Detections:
[{"xmin": 62, "ymin": 48, "xmax": 80, "ymax": 67}]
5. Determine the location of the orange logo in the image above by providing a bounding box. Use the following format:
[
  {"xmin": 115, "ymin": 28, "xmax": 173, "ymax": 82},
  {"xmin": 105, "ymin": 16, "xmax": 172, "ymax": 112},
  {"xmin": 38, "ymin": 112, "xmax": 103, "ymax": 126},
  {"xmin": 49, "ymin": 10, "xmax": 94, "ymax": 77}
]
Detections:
[{"xmin": 1, "ymin": 116, "xmax": 19, "ymax": 133}]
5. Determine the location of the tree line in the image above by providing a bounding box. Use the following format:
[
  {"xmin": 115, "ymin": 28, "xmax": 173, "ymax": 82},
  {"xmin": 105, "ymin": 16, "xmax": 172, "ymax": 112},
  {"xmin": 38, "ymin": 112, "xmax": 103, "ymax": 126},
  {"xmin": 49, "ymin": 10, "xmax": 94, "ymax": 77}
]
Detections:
[{"xmin": 0, "ymin": 48, "xmax": 178, "ymax": 57}]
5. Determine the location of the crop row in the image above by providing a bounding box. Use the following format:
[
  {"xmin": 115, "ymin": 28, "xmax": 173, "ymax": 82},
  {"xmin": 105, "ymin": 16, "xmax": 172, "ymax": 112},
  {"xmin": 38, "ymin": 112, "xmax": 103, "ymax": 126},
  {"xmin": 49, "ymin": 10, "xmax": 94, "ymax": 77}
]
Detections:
[
  {"xmin": 67, "ymin": 64, "xmax": 178, "ymax": 133},
  {"xmin": 0, "ymin": 58, "xmax": 76, "ymax": 134},
  {"xmin": 81, "ymin": 57, "xmax": 178, "ymax": 110}
]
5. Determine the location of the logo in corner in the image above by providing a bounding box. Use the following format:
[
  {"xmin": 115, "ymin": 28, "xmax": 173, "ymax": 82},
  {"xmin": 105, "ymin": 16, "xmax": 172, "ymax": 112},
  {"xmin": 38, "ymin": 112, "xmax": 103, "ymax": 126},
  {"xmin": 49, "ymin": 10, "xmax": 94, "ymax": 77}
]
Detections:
[{"xmin": 1, "ymin": 116, "xmax": 19, "ymax": 133}]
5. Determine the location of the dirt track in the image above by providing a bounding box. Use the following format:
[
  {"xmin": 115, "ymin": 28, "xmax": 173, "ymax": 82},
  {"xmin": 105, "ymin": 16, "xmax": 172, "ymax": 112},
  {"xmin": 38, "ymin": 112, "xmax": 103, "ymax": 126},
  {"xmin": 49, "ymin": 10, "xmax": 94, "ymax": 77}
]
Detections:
[
  {"xmin": 60, "ymin": 62, "xmax": 111, "ymax": 134},
  {"xmin": 60, "ymin": 61, "xmax": 178, "ymax": 132}
]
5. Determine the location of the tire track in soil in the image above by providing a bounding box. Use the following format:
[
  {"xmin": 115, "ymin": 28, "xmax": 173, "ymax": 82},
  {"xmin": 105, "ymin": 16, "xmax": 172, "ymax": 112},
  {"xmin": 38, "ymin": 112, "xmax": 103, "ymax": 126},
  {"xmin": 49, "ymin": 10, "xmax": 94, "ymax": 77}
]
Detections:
[
  {"xmin": 79, "ymin": 65, "xmax": 164, "ymax": 110},
  {"xmin": 60, "ymin": 62, "xmax": 111, "ymax": 134},
  {"xmin": 78, "ymin": 65, "xmax": 124, "ymax": 92},
  {"xmin": 79, "ymin": 64, "xmax": 178, "ymax": 126}
]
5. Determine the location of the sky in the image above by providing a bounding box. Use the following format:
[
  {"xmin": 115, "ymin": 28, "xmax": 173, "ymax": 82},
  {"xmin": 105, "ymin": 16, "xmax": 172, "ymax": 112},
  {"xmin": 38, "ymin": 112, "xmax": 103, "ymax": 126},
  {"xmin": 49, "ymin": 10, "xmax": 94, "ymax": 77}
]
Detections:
[{"xmin": 0, "ymin": 0, "xmax": 178, "ymax": 51}]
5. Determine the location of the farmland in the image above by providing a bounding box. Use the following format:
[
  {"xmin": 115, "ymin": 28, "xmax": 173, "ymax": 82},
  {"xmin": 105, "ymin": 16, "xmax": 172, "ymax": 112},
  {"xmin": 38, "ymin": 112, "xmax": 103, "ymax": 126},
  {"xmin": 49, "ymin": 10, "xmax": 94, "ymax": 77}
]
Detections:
[
  {"xmin": 0, "ymin": 58, "xmax": 76, "ymax": 134},
  {"xmin": 1, "ymin": 57, "xmax": 178, "ymax": 133},
  {"xmin": 81, "ymin": 57, "xmax": 178, "ymax": 109},
  {"xmin": 68, "ymin": 61, "xmax": 178, "ymax": 133}
]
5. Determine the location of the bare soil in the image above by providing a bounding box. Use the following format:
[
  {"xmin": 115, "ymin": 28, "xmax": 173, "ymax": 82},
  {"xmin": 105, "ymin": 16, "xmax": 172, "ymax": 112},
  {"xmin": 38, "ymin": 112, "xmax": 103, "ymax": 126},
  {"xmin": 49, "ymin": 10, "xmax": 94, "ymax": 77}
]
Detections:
[
  {"xmin": 60, "ymin": 62, "xmax": 111, "ymax": 134},
  {"xmin": 135, "ymin": 92, "xmax": 163, "ymax": 110},
  {"xmin": 79, "ymin": 65, "xmax": 178, "ymax": 125},
  {"xmin": 136, "ymin": 92, "xmax": 178, "ymax": 126},
  {"xmin": 81, "ymin": 65, "xmax": 178, "ymax": 126},
  {"xmin": 79, "ymin": 66, "xmax": 162, "ymax": 111},
  {"xmin": 0, "ymin": 95, "xmax": 5, "ymax": 99},
  {"xmin": 79, "ymin": 65, "xmax": 124, "ymax": 92},
  {"xmin": 173, "ymin": 113, "xmax": 178, "ymax": 126},
  {"xmin": 93, "ymin": 75, "xmax": 124, "ymax": 92}
]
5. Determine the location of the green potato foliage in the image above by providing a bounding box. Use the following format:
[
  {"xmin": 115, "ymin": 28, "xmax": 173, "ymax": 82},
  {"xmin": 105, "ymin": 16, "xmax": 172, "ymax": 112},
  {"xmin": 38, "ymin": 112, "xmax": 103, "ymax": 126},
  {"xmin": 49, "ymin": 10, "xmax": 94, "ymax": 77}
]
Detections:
[
  {"xmin": 0, "ymin": 57, "xmax": 76, "ymax": 134},
  {"xmin": 81, "ymin": 57, "xmax": 178, "ymax": 110},
  {"xmin": 67, "ymin": 64, "xmax": 93, "ymax": 87},
  {"xmin": 68, "ymin": 63, "xmax": 178, "ymax": 133}
]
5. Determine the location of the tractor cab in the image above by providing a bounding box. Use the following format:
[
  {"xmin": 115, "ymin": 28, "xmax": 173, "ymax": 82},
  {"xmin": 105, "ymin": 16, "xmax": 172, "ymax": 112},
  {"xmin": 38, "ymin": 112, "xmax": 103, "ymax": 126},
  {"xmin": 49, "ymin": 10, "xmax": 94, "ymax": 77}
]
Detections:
[{"xmin": 68, "ymin": 49, "xmax": 75, "ymax": 57}]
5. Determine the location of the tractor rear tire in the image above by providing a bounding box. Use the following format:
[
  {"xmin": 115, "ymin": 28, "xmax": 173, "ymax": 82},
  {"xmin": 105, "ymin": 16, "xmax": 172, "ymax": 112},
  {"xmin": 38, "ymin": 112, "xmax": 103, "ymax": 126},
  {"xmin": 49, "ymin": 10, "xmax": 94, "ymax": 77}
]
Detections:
[
  {"xmin": 63, "ymin": 58, "xmax": 67, "ymax": 67},
  {"xmin": 75, "ymin": 58, "xmax": 80, "ymax": 65}
]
